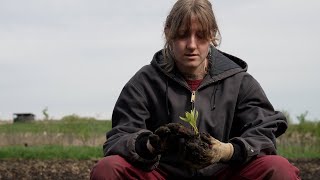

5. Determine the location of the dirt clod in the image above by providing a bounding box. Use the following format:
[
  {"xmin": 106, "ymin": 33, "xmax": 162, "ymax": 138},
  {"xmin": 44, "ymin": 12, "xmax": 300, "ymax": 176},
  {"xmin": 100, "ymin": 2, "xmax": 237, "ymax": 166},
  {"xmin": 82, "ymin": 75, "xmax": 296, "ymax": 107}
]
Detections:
[{"xmin": 151, "ymin": 123, "xmax": 215, "ymax": 169}]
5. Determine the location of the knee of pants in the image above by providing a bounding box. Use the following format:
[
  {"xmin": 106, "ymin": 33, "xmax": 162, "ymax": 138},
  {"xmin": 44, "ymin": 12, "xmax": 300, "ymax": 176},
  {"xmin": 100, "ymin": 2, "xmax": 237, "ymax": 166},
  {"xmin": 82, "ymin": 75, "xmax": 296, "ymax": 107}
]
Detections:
[
  {"xmin": 255, "ymin": 155, "xmax": 300, "ymax": 178},
  {"xmin": 90, "ymin": 155, "xmax": 130, "ymax": 179}
]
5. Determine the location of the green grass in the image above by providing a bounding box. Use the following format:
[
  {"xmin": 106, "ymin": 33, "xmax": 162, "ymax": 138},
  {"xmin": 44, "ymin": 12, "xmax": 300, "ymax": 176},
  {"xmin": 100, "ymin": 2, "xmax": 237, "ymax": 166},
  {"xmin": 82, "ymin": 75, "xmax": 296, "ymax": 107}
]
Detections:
[
  {"xmin": 0, "ymin": 114, "xmax": 319, "ymax": 160},
  {"xmin": 0, "ymin": 145, "xmax": 103, "ymax": 160},
  {"xmin": 277, "ymin": 141, "xmax": 320, "ymax": 159},
  {"xmin": 277, "ymin": 121, "xmax": 320, "ymax": 159},
  {"xmin": 0, "ymin": 144, "xmax": 318, "ymax": 160},
  {"xmin": 286, "ymin": 121, "xmax": 320, "ymax": 137},
  {"xmin": 0, "ymin": 115, "xmax": 112, "ymax": 137},
  {"xmin": 278, "ymin": 145, "xmax": 320, "ymax": 159}
]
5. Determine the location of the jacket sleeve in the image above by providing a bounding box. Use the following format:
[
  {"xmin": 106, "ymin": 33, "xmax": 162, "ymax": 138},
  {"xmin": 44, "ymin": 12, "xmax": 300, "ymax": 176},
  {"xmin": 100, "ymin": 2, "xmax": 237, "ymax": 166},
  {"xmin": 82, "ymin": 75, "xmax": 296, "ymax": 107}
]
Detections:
[
  {"xmin": 103, "ymin": 81, "xmax": 160, "ymax": 171},
  {"xmin": 230, "ymin": 73, "xmax": 287, "ymax": 163}
]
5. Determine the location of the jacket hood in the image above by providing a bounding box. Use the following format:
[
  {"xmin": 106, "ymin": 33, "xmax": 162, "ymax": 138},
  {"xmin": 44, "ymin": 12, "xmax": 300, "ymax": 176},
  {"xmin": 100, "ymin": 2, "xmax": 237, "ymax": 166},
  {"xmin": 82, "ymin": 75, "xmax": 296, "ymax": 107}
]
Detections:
[{"xmin": 151, "ymin": 45, "xmax": 248, "ymax": 82}]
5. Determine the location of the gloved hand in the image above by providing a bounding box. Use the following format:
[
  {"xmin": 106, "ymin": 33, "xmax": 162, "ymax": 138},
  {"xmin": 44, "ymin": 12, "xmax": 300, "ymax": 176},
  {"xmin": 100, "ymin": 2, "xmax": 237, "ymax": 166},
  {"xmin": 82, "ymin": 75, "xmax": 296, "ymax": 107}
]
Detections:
[
  {"xmin": 146, "ymin": 123, "xmax": 234, "ymax": 169},
  {"xmin": 182, "ymin": 132, "xmax": 234, "ymax": 169},
  {"xmin": 147, "ymin": 123, "xmax": 195, "ymax": 155},
  {"xmin": 201, "ymin": 133, "xmax": 234, "ymax": 163}
]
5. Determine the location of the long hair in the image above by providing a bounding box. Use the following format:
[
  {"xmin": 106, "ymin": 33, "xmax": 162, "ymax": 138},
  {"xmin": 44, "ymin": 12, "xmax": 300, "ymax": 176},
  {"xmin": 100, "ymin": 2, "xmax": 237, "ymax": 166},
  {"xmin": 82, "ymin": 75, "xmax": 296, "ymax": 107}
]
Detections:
[{"xmin": 162, "ymin": 0, "xmax": 220, "ymax": 72}]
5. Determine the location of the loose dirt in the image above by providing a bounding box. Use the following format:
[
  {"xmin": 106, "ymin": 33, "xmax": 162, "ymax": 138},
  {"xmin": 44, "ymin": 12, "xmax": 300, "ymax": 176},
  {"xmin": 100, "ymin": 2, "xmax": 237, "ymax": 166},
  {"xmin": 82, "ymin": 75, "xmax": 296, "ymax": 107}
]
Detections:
[{"xmin": 0, "ymin": 159, "xmax": 318, "ymax": 179}]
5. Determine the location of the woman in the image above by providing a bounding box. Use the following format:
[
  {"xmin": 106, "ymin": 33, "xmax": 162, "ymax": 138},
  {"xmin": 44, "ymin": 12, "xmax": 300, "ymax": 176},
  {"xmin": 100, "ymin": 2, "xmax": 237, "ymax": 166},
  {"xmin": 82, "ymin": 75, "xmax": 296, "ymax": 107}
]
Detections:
[{"xmin": 91, "ymin": 0, "xmax": 300, "ymax": 179}]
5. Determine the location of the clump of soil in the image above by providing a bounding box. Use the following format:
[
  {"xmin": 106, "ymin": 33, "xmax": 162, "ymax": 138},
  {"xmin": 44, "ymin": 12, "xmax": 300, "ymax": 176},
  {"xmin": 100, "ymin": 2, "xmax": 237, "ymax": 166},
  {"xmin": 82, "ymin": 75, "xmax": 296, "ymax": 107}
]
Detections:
[
  {"xmin": 0, "ymin": 159, "xmax": 319, "ymax": 179},
  {"xmin": 150, "ymin": 123, "xmax": 214, "ymax": 169}
]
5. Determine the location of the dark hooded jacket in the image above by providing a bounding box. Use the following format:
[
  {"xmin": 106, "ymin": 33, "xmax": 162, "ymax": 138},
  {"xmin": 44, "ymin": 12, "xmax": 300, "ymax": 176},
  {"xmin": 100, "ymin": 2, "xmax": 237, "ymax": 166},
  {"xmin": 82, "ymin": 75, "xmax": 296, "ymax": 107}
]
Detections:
[{"xmin": 103, "ymin": 46, "xmax": 287, "ymax": 178}]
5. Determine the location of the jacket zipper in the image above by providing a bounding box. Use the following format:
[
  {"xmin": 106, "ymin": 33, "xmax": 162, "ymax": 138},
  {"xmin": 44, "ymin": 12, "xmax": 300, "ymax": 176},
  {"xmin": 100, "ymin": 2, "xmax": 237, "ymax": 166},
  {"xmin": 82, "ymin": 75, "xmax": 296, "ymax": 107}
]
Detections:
[{"xmin": 191, "ymin": 91, "xmax": 196, "ymax": 109}]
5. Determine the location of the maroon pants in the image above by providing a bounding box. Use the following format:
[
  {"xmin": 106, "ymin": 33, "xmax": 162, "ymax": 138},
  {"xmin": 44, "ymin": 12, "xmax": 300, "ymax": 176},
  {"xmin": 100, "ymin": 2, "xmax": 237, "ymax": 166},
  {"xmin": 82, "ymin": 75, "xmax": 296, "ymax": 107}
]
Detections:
[{"xmin": 90, "ymin": 155, "xmax": 300, "ymax": 180}]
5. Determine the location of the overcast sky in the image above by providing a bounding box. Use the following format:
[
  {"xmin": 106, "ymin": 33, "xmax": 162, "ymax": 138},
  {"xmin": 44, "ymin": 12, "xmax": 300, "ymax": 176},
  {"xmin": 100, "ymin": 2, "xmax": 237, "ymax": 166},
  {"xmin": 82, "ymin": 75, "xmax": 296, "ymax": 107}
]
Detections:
[{"xmin": 1, "ymin": 0, "xmax": 319, "ymax": 122}]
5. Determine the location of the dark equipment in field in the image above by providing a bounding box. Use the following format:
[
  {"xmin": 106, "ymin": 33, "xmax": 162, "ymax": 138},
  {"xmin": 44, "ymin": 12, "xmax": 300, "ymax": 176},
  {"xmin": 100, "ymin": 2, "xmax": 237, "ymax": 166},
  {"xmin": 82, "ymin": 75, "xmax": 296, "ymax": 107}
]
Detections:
[{"xmin": 13, "ymin": 113, "xmax": 35, "ymax": 123}]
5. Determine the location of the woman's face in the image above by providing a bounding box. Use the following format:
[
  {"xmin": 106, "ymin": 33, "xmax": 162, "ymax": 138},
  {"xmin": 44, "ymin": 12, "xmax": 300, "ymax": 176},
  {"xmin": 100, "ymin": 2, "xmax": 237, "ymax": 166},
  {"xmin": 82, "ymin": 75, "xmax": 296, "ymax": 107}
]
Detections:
[{"xmin": 171, "ymin": 16, "xmax": 211, "ymax": 74}]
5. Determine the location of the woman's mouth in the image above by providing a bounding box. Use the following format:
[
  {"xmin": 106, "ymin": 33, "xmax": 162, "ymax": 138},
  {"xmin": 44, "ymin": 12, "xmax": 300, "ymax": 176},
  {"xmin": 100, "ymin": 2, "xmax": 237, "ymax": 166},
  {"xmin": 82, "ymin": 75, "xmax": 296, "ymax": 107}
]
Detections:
[{"xmin": 185, "ymin": 53, "xmax": 198, "ymax": 57}]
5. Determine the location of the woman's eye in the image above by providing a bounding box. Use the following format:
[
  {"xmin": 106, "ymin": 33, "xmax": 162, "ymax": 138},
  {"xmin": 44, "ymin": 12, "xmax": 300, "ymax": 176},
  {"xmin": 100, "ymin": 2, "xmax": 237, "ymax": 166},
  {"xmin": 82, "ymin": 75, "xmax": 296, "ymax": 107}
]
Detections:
[
  {"xmin": 196, "ymin": 32, "xmax": 206, "ymax": 39},
  {"xmin": 177, "ymin": 32, "xmax": 188, "ymax": 38}
]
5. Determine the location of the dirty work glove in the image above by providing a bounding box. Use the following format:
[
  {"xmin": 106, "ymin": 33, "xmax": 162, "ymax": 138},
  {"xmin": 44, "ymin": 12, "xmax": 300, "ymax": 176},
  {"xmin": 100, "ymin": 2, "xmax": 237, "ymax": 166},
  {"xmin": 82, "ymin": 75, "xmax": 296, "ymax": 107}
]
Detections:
[
  {"xmin": 183, "ymin": 132, "xmax": 234, "ymax": 169},
  {"xmin": 205, "ymin": 133, "xmax": 234, "ymax": 163},
  {"xmin": 147, "ymin": 123, "xmax": 194, "ymax": 155}
]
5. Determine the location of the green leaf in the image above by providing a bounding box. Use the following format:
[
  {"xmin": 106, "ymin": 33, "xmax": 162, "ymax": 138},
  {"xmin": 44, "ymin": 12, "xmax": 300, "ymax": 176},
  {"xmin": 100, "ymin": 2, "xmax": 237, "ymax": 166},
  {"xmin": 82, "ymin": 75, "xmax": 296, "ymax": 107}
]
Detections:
[{"xmin": 179, "ymin": 108, "xmax": 199, "ymax": 134}]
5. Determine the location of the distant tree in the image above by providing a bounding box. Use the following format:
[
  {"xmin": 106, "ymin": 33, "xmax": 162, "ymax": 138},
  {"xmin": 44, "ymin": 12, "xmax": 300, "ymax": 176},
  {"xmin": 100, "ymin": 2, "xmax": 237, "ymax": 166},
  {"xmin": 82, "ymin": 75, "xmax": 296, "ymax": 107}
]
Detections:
[
  {"xmin": 42, "ymin": 107, "xmax": 49, "ymax": 120},
  {"xmin": 296, "ymin": 111, "xmax": 308, "ymax": 124}
]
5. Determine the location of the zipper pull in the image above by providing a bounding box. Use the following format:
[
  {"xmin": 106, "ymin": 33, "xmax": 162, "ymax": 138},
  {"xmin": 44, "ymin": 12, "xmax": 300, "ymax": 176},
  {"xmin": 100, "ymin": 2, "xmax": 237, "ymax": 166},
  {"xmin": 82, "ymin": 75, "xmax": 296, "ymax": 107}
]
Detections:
[
  {"xmin": 191, "ymin": 91, "xmax": 196, "ymax": 103},
  {"xmin": 191, "ymin": 91, "xmax": 196, "ymax": 109}
]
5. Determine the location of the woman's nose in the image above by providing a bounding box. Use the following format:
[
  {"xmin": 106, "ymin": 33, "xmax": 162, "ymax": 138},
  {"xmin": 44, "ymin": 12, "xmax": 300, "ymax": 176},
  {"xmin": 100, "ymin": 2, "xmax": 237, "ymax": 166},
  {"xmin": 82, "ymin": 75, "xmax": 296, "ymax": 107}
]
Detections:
[{"xmin": 186, "ymin": 35, "xmax": 197, "ymax": 49}]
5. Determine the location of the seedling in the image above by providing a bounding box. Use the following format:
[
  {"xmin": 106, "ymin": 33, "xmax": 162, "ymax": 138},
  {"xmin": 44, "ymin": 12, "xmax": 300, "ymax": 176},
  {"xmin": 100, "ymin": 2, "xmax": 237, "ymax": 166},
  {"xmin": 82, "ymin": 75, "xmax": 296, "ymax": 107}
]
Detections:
[{"xmin": 179, "ymin": 108, "xmax": 199, "ymax": 135}]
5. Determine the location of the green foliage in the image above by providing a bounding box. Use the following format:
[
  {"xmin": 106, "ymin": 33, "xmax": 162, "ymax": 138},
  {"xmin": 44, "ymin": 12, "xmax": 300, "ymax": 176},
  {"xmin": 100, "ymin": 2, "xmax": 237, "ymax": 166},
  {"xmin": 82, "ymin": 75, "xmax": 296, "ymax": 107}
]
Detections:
[
  {"xmin": 296, "ymin": 111, "xmax": 309, "ymax": 124},
  {"xmin": 0, "ymin": 115, "xmax": 111, "ymax": 159},
  {"xmin": 1, "ymin": 112, "xmax": 320, "ymax": 159},
  {"xmin": 61, "ymin": 114, "xmax": 96, "ymax": 123},
  {"xmin": 0, "ymin": 145, "xmax": 103, "ymax": 160},
  {"xmin": 179, "ymin": 108, "xmax": 199, "ymax": 134},
  {"xmin": 277, "ymin": 113, "xmax": 320, "ymax": 159},
  {"xmin": 42, "ymin": 107, "xmax": 49, "ymax": 120},
  {"xmin": 287, "ymin": 122, "xmax": 320, "ymax": 137},
  {"xmin": 0, "ymin": 115, "xmax": 112, "ymax": 136},
  {"xmin": 278, "ymin": 145, "xmax": 320, "ymax": 159}
]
